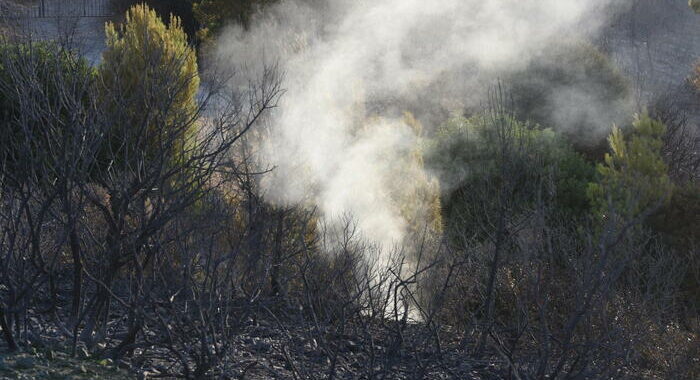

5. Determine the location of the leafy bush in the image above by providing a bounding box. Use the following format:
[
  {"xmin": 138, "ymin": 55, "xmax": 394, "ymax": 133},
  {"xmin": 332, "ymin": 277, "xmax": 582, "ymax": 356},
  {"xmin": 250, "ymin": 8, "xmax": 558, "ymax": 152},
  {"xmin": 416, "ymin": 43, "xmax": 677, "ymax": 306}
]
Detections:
[
  {"xmin": 426, "ymin": 107, "xmax": 691, "ymax": 379},
  {"xmin": 428, "ymin": 114, "xmax": 595, "ymax": 238}
]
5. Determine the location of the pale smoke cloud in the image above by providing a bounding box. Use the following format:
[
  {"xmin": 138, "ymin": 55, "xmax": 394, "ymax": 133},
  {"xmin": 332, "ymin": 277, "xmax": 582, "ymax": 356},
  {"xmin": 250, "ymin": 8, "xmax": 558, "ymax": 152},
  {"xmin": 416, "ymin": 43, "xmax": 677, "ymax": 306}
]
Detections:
[{"xmin": 214, "ymin": 0, "xmax": 624, "ymax": 249}]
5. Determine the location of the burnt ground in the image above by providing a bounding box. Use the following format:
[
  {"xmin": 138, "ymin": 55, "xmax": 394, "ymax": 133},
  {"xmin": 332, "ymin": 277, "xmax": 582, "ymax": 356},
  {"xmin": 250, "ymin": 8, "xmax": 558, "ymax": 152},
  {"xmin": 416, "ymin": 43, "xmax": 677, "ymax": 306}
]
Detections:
[{"xmin": 0, "ymin": 311, "xmax": 510, "ymax": 379}]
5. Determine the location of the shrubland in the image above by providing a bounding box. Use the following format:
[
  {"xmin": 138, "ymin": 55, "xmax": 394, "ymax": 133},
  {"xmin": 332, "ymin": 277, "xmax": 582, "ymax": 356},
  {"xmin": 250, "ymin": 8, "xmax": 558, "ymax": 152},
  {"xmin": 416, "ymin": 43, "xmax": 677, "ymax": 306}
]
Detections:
[{"xmin": 0, "ymin": 3, "xmax": 697, "ymax": 379}]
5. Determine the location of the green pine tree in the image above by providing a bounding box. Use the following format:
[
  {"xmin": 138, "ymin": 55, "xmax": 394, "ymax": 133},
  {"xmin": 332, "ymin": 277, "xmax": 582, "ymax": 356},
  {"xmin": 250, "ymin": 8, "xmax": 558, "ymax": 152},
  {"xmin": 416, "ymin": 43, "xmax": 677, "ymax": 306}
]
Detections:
[
  {"xmin": 587, "ymin": 113, "xmax": 672, "ymax": 222},
  {"xmin": 98, "ymin": 3, "xmax": 200, "ymax": 168}
]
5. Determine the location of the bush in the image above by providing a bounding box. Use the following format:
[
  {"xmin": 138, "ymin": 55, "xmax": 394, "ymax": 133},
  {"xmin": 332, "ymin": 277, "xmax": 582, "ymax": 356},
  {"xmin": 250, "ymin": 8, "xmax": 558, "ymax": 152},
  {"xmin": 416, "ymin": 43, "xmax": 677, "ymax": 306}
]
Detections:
[
  {"xmin": 428, "ymin": 114, "xmax": 594, "ymax": 239},
  {"xmin": 0, "ymin": 41, "xmax": 94, "ymax": 183},
  {"xmin": 648, "ymin": 183, "xmax": 700, "ymax": 311},
  {"xmin": 508, "ymin": 41, "xmax": 632, "ymax": 157},
  {"xmin": 587, "ymin": 113, "xmax": 672, "ymax": 223}
]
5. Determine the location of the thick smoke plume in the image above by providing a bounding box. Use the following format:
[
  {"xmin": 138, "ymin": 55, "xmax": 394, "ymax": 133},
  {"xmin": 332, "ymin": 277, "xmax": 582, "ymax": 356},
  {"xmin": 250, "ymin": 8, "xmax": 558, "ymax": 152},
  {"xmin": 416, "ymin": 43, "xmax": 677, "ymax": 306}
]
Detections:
[{"xmin": 214, "ymin": 0, "xmax": 626, "ymax": 250}]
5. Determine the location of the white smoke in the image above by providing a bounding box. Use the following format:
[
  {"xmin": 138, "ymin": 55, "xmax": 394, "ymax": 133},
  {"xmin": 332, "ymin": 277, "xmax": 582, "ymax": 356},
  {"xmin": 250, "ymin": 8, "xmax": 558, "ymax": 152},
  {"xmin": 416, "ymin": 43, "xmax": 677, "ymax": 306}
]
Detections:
[{"xmin": 213, "ymin": 0, "xmax": 626, "ymax": 249}]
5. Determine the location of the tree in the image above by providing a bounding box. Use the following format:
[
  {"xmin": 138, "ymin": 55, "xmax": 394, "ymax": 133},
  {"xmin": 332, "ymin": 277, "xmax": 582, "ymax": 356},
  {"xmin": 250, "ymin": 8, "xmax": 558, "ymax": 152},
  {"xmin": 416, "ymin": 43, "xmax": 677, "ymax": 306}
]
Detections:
[
  {"xmin": 99, "ymin": 3, "xmax": 200, "ymax": 169},
  {"xmin": 61, "ymin": 4, "xmax": 283, "ymax": 362},
  {"xmin": 587, "ymin": 113, "xmax": 672, "ymax": 222},
  {"xmin": 193, "ymin": 0, "xmax": 278, "ymax": 41},
  {"xmin": 76, "ymin": 5, "xmax": 203, "ymax": 353}
]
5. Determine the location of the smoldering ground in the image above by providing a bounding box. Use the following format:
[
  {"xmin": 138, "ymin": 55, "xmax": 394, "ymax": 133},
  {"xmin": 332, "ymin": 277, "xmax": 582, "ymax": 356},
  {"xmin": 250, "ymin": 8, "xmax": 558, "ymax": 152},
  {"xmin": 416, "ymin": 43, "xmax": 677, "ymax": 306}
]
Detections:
[{"xmin": 211, "ymin": 0, "xmax": 633, "ymax": 251}]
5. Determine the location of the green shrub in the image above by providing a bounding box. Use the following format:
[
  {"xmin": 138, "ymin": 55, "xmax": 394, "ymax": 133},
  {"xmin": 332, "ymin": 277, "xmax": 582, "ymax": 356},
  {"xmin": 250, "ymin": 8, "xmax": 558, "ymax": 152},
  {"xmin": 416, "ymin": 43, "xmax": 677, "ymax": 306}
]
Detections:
[
  {"xmin": 587, "ymin": 113, "xmax": 672, "ymax": 223},
  {"xmin": 428, "ymin": 115, "xmax": 595, "ymax": 238},
  {"xmin": 553, "ymin": 146, "xmax": 597, "ymax": 216}
]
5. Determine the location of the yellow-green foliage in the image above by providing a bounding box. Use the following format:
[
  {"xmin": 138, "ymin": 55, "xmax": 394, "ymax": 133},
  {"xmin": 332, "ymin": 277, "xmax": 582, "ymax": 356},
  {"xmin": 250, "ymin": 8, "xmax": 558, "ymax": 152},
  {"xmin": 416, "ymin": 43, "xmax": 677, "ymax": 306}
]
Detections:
[
  {"xmin": 99, "ymin": 4, "xmax": 199, "ymax": 162},
  {"xmin": 587, "ymin": 114, "xmax": 672, "ymax": 221},
  {"xmin": 102, "ymin": 3, "xmax": 199, "ymax": 116}
]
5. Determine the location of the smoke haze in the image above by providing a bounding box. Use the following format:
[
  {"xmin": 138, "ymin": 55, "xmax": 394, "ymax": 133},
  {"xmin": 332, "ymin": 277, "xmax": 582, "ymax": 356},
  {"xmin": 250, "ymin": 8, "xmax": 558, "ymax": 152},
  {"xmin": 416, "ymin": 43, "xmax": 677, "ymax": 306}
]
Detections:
[{"xmin": 213, "ymin": 0, "xmax": 629, "ymax": 249}]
